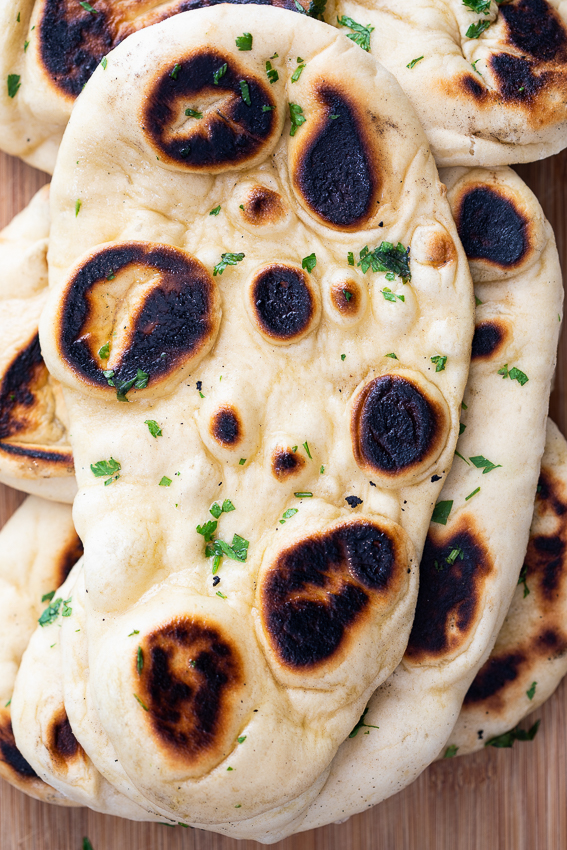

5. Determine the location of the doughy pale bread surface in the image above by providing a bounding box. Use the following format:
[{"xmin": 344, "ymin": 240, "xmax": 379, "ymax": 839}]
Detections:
[
  {"xmin": 331, "ymin": 0, "xmax": 567, "ymax": 166},
  {"xmin": 0, "ymin": 185, "xmax": 75, "ymax": 502},
  {"xmin": 448, "ymin": 418, "xmax": 567, "ymax": 755},
  {"xmin": 36, "ymin": 5, "xmax": 473, "ymax": 837},
  {"xmin": 0, "ymin": 0, "xmax": 312, "ymax": 173},
  {"xmin": 287, "ymin": 165, "xmax": 563, "ymax": 837},
  {"xmin": 0, "ymin": 495, "xmax": 82, "ymax": 804}
]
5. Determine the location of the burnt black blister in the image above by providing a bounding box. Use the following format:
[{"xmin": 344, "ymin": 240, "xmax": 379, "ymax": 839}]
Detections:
[
  {"xmin": 294, "ymin": 88, "xmax": 377, "ymax": 228},
  {"xmin": 252, "ymin": 265, "xmax": 313, "ymax": 340},
  {"xmin": 212, "ymin": 408, "xmax": 240, "ymax": 446},
  {"xmin": 142, "ymin": 621, "xmax": 241, "ymax": 759},
  {"xmin": 60, "ymin": 244, "xmax": 215, "ymax": 391},
  {"xmin": 354, "ymin": 376, "xmax": 437, "ymax": 474},
  {"xmin": 0, "ymin": 334, "xmax": 44, "ymax": 440},
  {"xmin": 471, "ymin": 322, "xmax": 506, "ymax": 360},
  {"xmin": 50, "ymin": 713, "xmax": 80, "ymax": 760},
  {"xmin": 263, "ymin": 522, "xmax": 397, "ymax": 668},
  {"xmin": 457, "ymin": 186, "xmax": 528, "ymax": 267},
  {"xmin": 462, "ymin": 74, "xmax": 486, "ymax": 100},
  {"xmin": 490, "ymin": 53, "xmax": 546, "ymax": 102},
  {"xmin": 464, "ymin": 653, "xmax": 525, "ymax": 705},
  {"xmin": 272, "ymin": 449, "xmax": 305, "ymax": 478},
  {"xmin": 527, "ymin": 534, "xmax": 566, "ymax": 599},
  {"xmin": 406, "ymin": 528, "xmax": 492, "ymax": 659},
  {"xmin": 144, "ymin": 52, "xmax": 275, "ymax": 168},
  {"xmin": 499, "ymin": 0, "xmax": 567, "ymax": 62},
  {"xmin": 0, "ymin": 727, "xmax": 39, "ymax": 779}
]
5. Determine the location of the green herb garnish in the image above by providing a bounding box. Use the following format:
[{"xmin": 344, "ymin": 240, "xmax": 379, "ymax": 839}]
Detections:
[
  {"xmin": 83, "ymin": 839, "xmax": 95, "ymax": 850},
  {"xmin": 100, "ymin": 56, "xmax": 107, "ymax": 69},
  {"xmin": 159, "ymin": 476, "xmax": 172, "ymax": 487},
  {"xmin": 463, "ymin": 0, "xmax": 490, "ymax": 12},
  {"xmin": 358, "ymin": 242, "xmax": 411, "ymax": 282},
  {"xmin": 91, "ymin": 457, "xmax": 121, "ymax": 486},
  {"xmin": 431, "ymin": 355, "xmax": 447, "ymax": 372},
  {"xmin": 104, "ymin": 367, "xmax": 149, "ymax": 402},
  {"xmin": 466, "ymin": 19, "xmax": 491, "ymax": 38},
  {"xmin": 444, "ymin": 744, "xmax": 459, "ymax": 758},
  {"xmin": 347, "ymin": 251, "xmax": 355, "ymax": 266},
  {"xmin": 485, "ymin": 720, "xmax": 540, "ymax": 748},
  {"xmin": 79, "ymin": 0, "xmax": 97, "ymax": 12},
  {"xmin": 527, "ymin": 681, "xmax": 537, "ymax": 700},
  {"xmin": 197, "ymin": 520, "xmax": 217, "ymax": 542},
  {"xmin": 137, "ymin": 646, "xmax": 144, "ymax": 675},
  {"xmin": 431, "ymin": 500, "xmax": 453, "ymax": 525},
  {"xmin": 518, "ymin": 563, "xmax": 530, "ymax": 598},
  {"xmin": 465, "ymin": 486, "xmax": 480, "ymax": 500},
  {"xmin": 302, "ymin": 253, "xmax": 316, "ymax": 273},
  {"xmin": 294, "ymin": 491, "xmax": 313, "ymax": 498},
  {"xmin": 39, "ymin": 597, "xmax": 63, "ymax": 627},
  {"xmin": 303, "ymin": 441, "xmax": 312, "ymax": 459},
  {"xmin": 145, "ymin": 420, "xmax": 162, "ymax": 438},
  {"xmin": 41, "ymin": 590, "xmax": 55, "ymax": 603},
  {"xmin": 289, "ymin": 102, "xmax": 306, "ymax": 136},
  {"xmin": 280, "ymin": 508, "xmax": 298, "ymax": 524},
  {"xmin": 385, "ymin": 353, "xmax": 398, "ymax": 359},
  {"xmin": 237, "ymin": 735, "xmax": 247, "ymax": 743},
  {"xmin": 239, "ymin": 80, "xmax": 251, "ymax": 106},
  {"xmin": 75, "ymin": 199, "xmax": 81, "ymax": 217},
  {"xmin": 381, "ymin": 288, "xmax": 404, "ymax": 303},
  {"xmin": 133, "ymin": 694, "xmax": 149, "ymax": 711},
  {"xmin": 236, "ymin": 32, "xmax": 253, "ymax": 50},
  {"xmin": 498, "ymin": 364, "xmax": 529, "ymax": 386},
  {"xmin": 239, "ymin": 458, "xmax": 246, "ymax": 465},
  {"xmin": 407, "ymin": 56, "xmax": 424, "ymax": 69},
  {"xmin": 291, "ymin": 62, "xmax": 306, "ymax": 83},
  {"xmin": 469, "ymin": 455, "xmax": 502, "ymax": 474},
  {"xmin": 98, "ymin": 342, "xmax": 110, "ymax": 359},
  {"xmin": 213, "ymin": 252, "xmax": 245, "ymax": 276},
  {"xmin": 170, "ymin": 63, "xmax": 181, "ymax": 80},
  {"xmin": 213, "ymin": 63, "xmax": 228, "ymax": 85},
  {"xmin": 210, "ymin": 499, "xmax": 235, "ymax": 519},
  {"xmin": 209, "ymin": 205, "xmax": 221, "ymax": 216},
  {"xmin": 185, "ymin": 108, "xmax": 202, "ymax": 119},
  {"xmin": 265, "ymin": 61, "xmax": 279, "ymax": 84},
  {"xmin": 349, "ymin": 707, "xmax": 379, "ymax": 737},
  {"xmin": 336, "ymin": 15, "xmax": 374, "ymax": 51}
]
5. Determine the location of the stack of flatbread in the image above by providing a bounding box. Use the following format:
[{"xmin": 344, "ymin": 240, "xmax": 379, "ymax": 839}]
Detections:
[{"xmin": 0, "ymin": 0, "xmax": 566, "ymax": 841}]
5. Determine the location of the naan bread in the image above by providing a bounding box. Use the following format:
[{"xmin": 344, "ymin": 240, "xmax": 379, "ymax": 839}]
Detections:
[
  {"xmin": 34, "ymin": 5, "xmax": 472, "ymax": 836},
  {"xmin": 330, "ymin": 0, "xmax": 567, "ymax": 166},
  {"xmin": 0, "ymin": 0, "xmax": 311, "ymax": 173},
  {"xmin": 0, "ymin": 185, "xmax": 75, "ymax": 503},
  {"xmin": 448, "ymin": 418, "xmax": 567, "ymax": 755},
  {"xmin": 284, "ymin": 164, "xmax": 563, "ymax": 838},
  {"xmin": 0, "ymin": 495, "xmax": 81, "ymax": 804}
]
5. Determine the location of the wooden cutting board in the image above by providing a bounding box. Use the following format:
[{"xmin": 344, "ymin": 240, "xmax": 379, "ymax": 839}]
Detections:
[{"xmin": 0, "ymin": 148, "xmax": 566, "ymax": 850}]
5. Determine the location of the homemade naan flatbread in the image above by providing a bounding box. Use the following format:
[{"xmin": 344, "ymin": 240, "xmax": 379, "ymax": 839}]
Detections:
[
  {"xmin": 0, "ymin": 0, "xmax": 312, "ymax": 173},
  {"xmin": 32, "ymin": 5, "xmax": 472, "ymax": 836},
  {"xmin": 448, "ymin": 418, "xmax": 567, "ymax": 755},
  {"xmin": 0, "ymin": 495, "xmax": 81, "ymax": 804},
  {"xmin": 330, "ymin": 0, "xmax": 567, "ymax": 166},
  {"xmin": 0, "ymin": 185, "xmax": 75, "ymax": 502},
  {"xmin": 285, "ymin": 165, "xmax": 563, "ymax": 838}
]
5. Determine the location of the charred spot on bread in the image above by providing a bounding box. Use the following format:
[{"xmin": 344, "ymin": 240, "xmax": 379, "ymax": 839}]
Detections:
[
  {"xmin": 260, "ymin": 521, "xmax": 401, "ymax": 670},
  {"xmin": 500, "ymin": 0, "xmax": 567, "ymax": 63},
  {"xmin": 144, "ymin": 51, "xmax": 276, "ymax": 170},
  {"xmin": 240, "ymin": 186, "xmax": 286, "ymax": 226},
  {"xmin": 464, "ymin": 652, "xmax": 525, "ymax": 706},
  {"xmin": 46, "ymin": 709, "xmax": 84, "ymax": 772},
  {"xmin": 351, "ymin": 374, "xmax": 446, "ymax": 478},
  {"xmin": 330, "ymin": 280, "xmax": 360, "ymax": 315},
  {"xmin": 137, "ymin": 618, "xmax": 243, "ymax": 768},
  {"xmin": 250, "ymin": 264, "xmax": 316, "ymax": 343},
  {"xmin": 405, "ymin": 520, "xmax": 494, "ymax": 662},
  {"xmin": 57, "ymin": 532, "xmax": 84, "ymax": 586},
  {"xmin": 0, "ymin": 334, "xmax": 47, "ymax": 440},
  {"xmin": 0, "ymin": 718, "xmax": 39, "ymax": 780},
  {"xmin": 272, "ymin": 447, "xmax": 306, "ymax": 480},
  {"xmin": 490, "ymin": 53, "xmax": 546, "ymax": 102},
  {"xmin": 455, "ymin": 186, "xmax": 529, "ymax": 268},
  {"xmin": 292, "ymin": 86, "xmax": 379, "ymax": 230},
  {"xmin": 211, "ymin": 406, "xmax": 241, "ymax": 447},
  {"xmin": 471, "ymin": 321, "xmax": 508, "ymax": 360},
  {"xmin": 57, "ymin": 242, "xmax": 218, "ymax": 395}
]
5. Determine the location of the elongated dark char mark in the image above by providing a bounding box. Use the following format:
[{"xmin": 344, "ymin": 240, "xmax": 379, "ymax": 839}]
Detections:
[
  {"xmin": 138, "ymin": 618, "xmax": 243, "ymax": 767},
  {"xmin": 0, "ymin": 442, "xmax": 73, "ymax": 463},
  {"xmin": 0, "ymin": 335, "xmax": 45, "ymax": 440},
  {"xmin": 251, "ymin": 264, "xmax": 314, "ymax": 342},
  {"xmin": 352, "ymin": 375, "xmax": 443, "ymax": 476},
  {"xmin": 261, "ymin": 521, "xmax": 402, "ymax": 669},
  {"xmin": 471, "ymin": 321, "xmax": 507, "ymax": 360},
  {"xmin": 59, "ymin": 243, "xmax": 217, "ymax": 393},
  {"xmin": 211, "ymin": 406, "xmax": 241, "ymax": 446},
  {"xmin": 456, "ymin": 186, "xmax": 529, "ymax": 267},
  {"xmin": 405, "ymin": 522, "xmax": 493, "ymax": 662},
  {"xmin": 0, "ymin": 720, "xmax": 39, "ymax": 780},
  {"xmin": 499, "ymin": 0, "xmax": 567, "ymax": 62},
  {"xmin": 39, "ymin": 0, "xmax": 306, "ymax": 98},
  {"xmin": 464, "ymin": 652, "xmax": 525, "ymax": 706},
  {"xmin": 48, "ymin": 712, "xmax": 80, "ymax": 767},
  {"xmin": 143, "ymin": 50, "xmax": 276, "ymax": 169},
  {"xmin": 292, "ymin": 86, "xmax": 378, "ymax": 229}
]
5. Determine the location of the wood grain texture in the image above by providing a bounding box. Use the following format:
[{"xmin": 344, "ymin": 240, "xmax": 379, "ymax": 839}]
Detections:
[{"xmin": 0, "ymin": 149, "xmax": 565, "ymax": 850}]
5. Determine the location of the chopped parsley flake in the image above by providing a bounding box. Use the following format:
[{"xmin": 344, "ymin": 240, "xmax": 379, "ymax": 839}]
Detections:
[
  {"xmin": 498, "ymin": 364, "xmax": 529, "ymax": 386},
  {"xmin": 444, "ymin": 744, "xmax": 459, "ymax": 758},
  {"xmin": 170, "ymin": 63, "xmax": 181, "ymax": 80},
  {"xmin": 209, "ymin": 205, "xmax": 221, "ymax": 216},
  {"xmin": 75, "ymin": 199, "xmax": 81, "ymax": 216},
  {"xmin": 41, "ymin": 590, "xmax": 55, "ymax": 603},
  {"xmin": 239, "ymin": 80, "xmax": 251, "ymax": 106},
  {"xmin": 236, "ymin": 32, "xmax": 253, "ymax": 50},
  {"xmin": 237, "ymin": 735, "xmax": 247, "ymax": 743},
  {"xmin": 407, "ymin": 56, "xmax": 424, "ymax": 69},
  {"xmin": 459, "ymin": 423, "xmax": 466, "ymax": 435},
  {"xmin": 466, "ymin": 19, "xmax": 491, "ymax": 38},
  {"xmin": 485, "ymin": 720, "xmax": 540, "ymax": 748},
  {"xmin": 210, "ymin": 499, "xmax": 235, "ymax": 519},
  {"xmin": 91, "ymin": 457, "xmax": 121, "ymax": 486},
  {"xmin": 343, "ymin": 289, "xmax": 352, "ymax": 301},
  {"xmin": 133, "ymin": 694, "xmax": 149, "ymax": 711},
  {"xmin": 128, "ymin": 630, "xmax": 140, "ymax": 636},
  {"xmin": 349, "ymin": 707, "xmax": 379, "ymax": 737},
  {"xmin": 303, "ymin": 441, "xmax": 312, "ymax": 459},
  {"xmin": 280, "ymin": 508, "xmax": 298, "ymax": 524},
  {"xmin": 289, "ymin": 102, "xmax": 306, "ymax": 136},
  {"xmin": 101, "ymin": 56, "xmax": 107, "ymax": 69},
  {"xmin": 213, "ymin": 63, "xmax": 228, "ymax": 85},
  {"xmin": 213, "ymin": 252, "xmax": 245, "ymax": 276},
  {"xmin": 455, "ymin": 450, "xmax": 470, "ymax": 465},
  {"xmin": 104, "ymin": 367, "xmax": 149, "ymax": 402},
  {"xmin": 82, "ymin": 839, "xmax": 95, "ymax": 850},
  {"xmin": 446, "ymin": 547, "xmax": 464, "ymax": 566},
  {"xmin": 469, "ymin": 455, "xmax": 502, "ymax": 474},
  {"xmin": 159, "ymin": 476, "xmax": 172, "ymax": 487},
  {"xmin": 291, "ymin": 62, "xmax": 306, "ymax": 83},
  {"xmin": 145, "ymin": 419, "xmax": 162, "ymax": 438},
  {"xmin": 465, "ymin": 486, "xmax": 480, "ymax": 501},
  {"xmin": 336, "ymin": 15, "xmax": 374, "ymax": 51},
  {"xmin": 185, "ymin": 108, "xmax": 203, "ymax": 119},
  {"xmin": 358, "ymin": 242, "xmax": 411, "ymax": 282},
  {"xmin": 385, "ymin": 352, "xmax": 398, "ymax": 359},
  {"xmin": 262, "ymin": 105, "xmax": 275, "ymax": 112},
  {"xmin": 381, "ymin": 288, "xmax": 404, "ymax": 303},
  {"xmin": 471, "ymin": 59, "xmax": 483, "ymax": 75},
  {"xmin": 294, "ymin": 491, "xmax": 313, "ymax": 498},
  {"xmin": 98, "ymin": 342, "xmax": 110, "ymax": 359},
  {"xmin": 239, "ymin": 458, "xmax": 246, "ymax": 465},
  {"xmin": 265, "ymin": 61, "xmax": 279, "ymax": 84},
  {"xmin": 527, "ymin": 681, "xmax": 537, "ymax": 700},
  {"xmin": 431, "ymin": 500, "xmax": 453, "ymax": 525},
  {"xmin": 431, "ymin": 355, "xmax": 447, "ymax": 372},
  {"xmin": 302, "ymin": 253, "xmax": 316, "ymax": 273},
  {"xmin": 79, "ymin": 0, "xmax": 97, "ymax": 12},
  {"xmin": 341, "ymin": 353, "xmax": 346, "ymax": 361},
  {"xmin": 320, "ymin": 465, "xmax": 325, "ymax": 474},
  {"xmin": 347, "ymin": 251, "xmax": 355, "ymax": 266},
  {"xmin": 518, "ymin": 563, "xmax": 530, "ymax": 597},
  {"xmin": 463, "ymin": 0, "xmax": 491, "ymax": 13},
  {"xmin": 137, "ymin": 646, "xmax": 144, "ymax": 675},
  {"xmin": 216, "ymin": 590, "xmax": 227, "ymax": 599},
  {"xmin": 39, "ymin": 597, "xmax": 63, "ymax": 626},
  {"xmin": 197, "ymin": 520, "xmax": 217, "ymax": 542}
]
